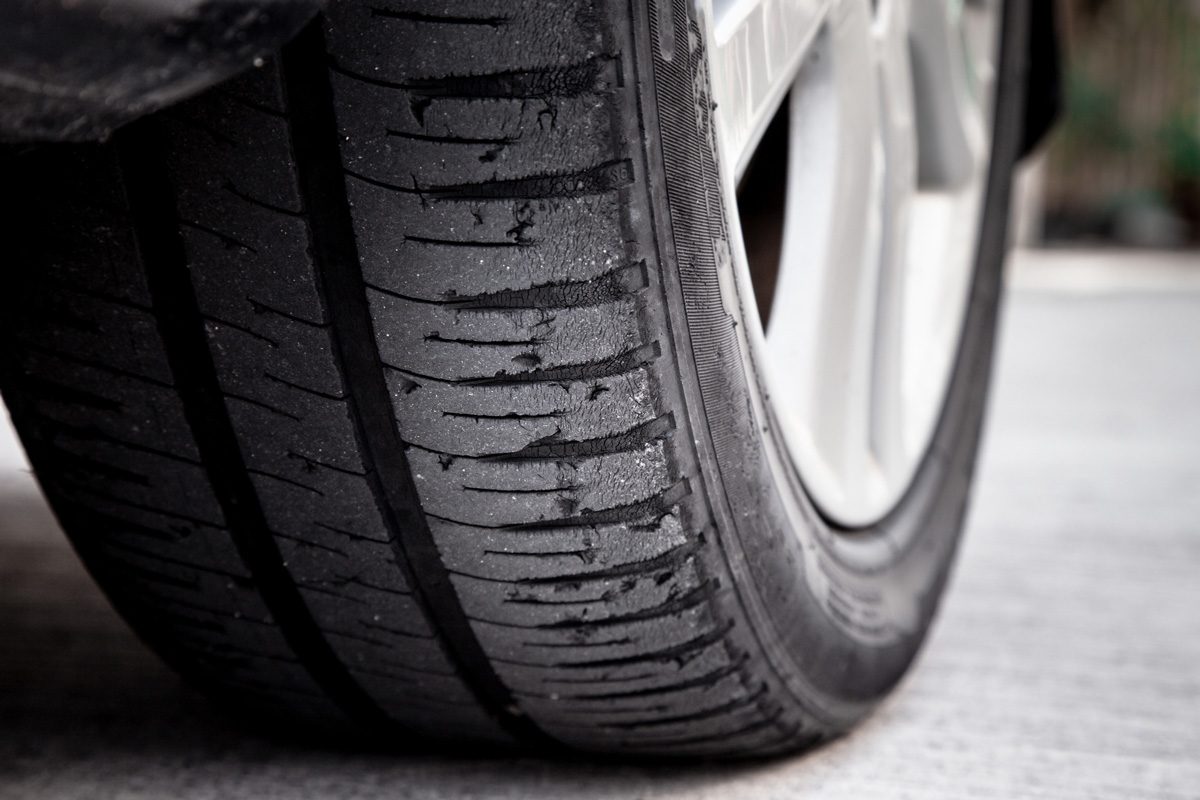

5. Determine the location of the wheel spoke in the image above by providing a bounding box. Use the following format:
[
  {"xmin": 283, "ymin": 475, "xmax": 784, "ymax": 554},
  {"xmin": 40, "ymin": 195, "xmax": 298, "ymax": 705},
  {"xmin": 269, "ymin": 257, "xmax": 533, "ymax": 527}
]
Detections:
[
  {"xmin": 868, "ymin": 0, "xmax": 918, "ymax": 491},
  {"xmin": 909, "ymin": 0, "xmax": 990, "ymax": 189},
  {"xmin": 764, "ymin": 0, "xmax": 887, "ymax": 510},
  {"xmin": 705, "ymin": 0, "xmax": 834, "ymax": 179}
]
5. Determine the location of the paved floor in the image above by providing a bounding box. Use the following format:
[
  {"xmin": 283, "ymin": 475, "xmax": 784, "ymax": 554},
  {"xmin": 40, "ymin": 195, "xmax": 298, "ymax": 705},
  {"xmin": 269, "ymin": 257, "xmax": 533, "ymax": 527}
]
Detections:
[{"xmin": 2, "ymin": 249, "xmax": 1198, "ymax": 799}]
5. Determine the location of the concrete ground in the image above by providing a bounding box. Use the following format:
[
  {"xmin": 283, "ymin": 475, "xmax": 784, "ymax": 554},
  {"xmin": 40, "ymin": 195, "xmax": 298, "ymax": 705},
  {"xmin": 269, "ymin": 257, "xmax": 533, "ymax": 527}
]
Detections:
[{"xmin": 2, "ymin": 248, "xmax": 1198, "ymax": 799}]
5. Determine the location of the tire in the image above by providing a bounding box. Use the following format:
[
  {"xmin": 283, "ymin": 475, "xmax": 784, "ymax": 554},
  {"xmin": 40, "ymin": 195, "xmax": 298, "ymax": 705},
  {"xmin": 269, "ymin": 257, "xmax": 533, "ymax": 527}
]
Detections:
[{"xmin": 0, "ymin": 0, "xmax": 1029, "ymax": 757}]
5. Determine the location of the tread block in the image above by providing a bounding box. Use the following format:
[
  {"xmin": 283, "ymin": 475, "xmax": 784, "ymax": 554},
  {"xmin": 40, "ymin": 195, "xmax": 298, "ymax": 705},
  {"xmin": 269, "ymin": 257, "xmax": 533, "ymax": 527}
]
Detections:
[
  {"xmin": 411, "ymin": 444, "xmax": 675, "ymax": 528},
  {"xmin": 347, "ymin": 184, "xmax": 633, "ymax": 300},
  {"xmin": 371, "ymin": 292, "xmax": 643, "ymax": 382},
  {"xmin": 436, "ymin": 513, "xmax": 691, "ymax": 581},
  {"xmin": 390, "ymin": 369, "xmax": 661, "ymax": 458}
]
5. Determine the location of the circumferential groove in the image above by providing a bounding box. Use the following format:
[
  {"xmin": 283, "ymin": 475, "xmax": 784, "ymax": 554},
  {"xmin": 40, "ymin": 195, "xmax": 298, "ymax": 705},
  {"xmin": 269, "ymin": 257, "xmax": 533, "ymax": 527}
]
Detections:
[
  {"xmin": 114, "ymin": 122, "xmax": 396, "ymax": 734},
  {"xmin": 279, "ymin": 20, "xmax": 558, "ymax": 749}
]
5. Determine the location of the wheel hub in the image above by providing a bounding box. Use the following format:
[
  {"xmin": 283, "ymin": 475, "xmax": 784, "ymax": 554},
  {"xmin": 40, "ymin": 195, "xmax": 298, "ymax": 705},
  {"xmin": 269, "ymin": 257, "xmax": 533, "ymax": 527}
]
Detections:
[{"xmin": 704, "ymin": 0, "xmax": 1000, "ymax": 527}]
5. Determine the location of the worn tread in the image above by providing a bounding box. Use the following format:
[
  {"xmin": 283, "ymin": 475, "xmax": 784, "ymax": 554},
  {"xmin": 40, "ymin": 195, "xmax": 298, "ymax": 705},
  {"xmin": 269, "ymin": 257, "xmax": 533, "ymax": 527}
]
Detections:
[{"xmin": 0, "ymin": 0, "xmax": 934, "ymax": 757}]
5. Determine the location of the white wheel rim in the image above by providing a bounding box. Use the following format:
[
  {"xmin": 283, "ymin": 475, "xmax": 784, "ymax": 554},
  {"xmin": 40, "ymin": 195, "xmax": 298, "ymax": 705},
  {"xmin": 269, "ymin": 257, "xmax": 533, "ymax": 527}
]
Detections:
[{"xmin": 703, "ymin": 0, "xmax": 1001, "ymax": 527}]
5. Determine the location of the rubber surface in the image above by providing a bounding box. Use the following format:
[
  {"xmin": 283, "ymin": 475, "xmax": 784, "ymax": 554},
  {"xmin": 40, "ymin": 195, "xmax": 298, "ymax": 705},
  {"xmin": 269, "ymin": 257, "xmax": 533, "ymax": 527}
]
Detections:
[{"xmin": 0, "ymin": 0, "xmax": 1028, "ymax": 756}]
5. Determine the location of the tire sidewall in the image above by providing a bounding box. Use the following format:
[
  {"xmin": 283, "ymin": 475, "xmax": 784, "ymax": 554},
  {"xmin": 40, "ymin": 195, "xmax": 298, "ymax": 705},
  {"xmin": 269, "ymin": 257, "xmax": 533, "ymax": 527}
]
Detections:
[{"xmin": 637, "ymin": 0, "xmax": 1031, "ymax": 726}]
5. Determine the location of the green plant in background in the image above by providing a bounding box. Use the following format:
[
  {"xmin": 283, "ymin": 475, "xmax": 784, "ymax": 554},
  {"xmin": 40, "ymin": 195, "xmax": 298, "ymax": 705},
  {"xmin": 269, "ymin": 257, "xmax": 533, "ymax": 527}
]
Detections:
[
  {"xmin": 1157, "ymin": 112, "xmax": 1200, "ymax": 239},
  {"xmin": 1044, "ymin": 0, "xmax": 1200, "ymax": 244},
  {"xmin": 1158, "ymin": 113, "xmax": 1200, "ymax": 182},
  {"xmin": 1058, "ymin": 68, "xmax": 1135, "ymax": 155}
]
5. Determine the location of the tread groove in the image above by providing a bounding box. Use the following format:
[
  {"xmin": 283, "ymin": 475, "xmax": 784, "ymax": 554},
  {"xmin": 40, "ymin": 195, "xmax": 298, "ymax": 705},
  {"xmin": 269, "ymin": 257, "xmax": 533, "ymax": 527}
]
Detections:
[
  {"xmin": 423, "ymin": 479, "xmax": 688, "ymax": 532},
  {"xmin": 385, "ymin": 129, "xmax": 518, "ymax": 145},
  {"xmin": 380, "ymin": 341, "xmax": 660, "ymax": 388},
  {"xmin": 483, "ymin": 413, "xmax": 675, "ymax": 461},
  {"xmin": 426, "ymin": 160, "xmax": 635, "ymax": 202},
  {"xmin": 490, "ymin": 621, "xmax": 735, "ymax": 670},
  {"xmin": 369, "ymin": 7, "xmax": 509, "ymax": 27},
  {"xmin": 20, "ymin": 342, "xmax": 174, "ymax": 389},
  {"xmin": 402, "ymin": 56, "xmax": 617, "ymax": 100},
  {"xmin": 450, "ymin": 537, "xmax": 703, "ymax": 586},
  {"xmin": 341, "ymin": 160, "xmax": 635, "ymax": 202},
  {"xmin": 114, "ymin": 118, "xmax": 397, "ymax": 735},
  {"xmin": 42, "ymin": 420, "xmax": 203, "ymax": 465},
  {"xmin": 537, "ymin": 657, "xmax": 750, "ymax": 702},
  {"xmin": 280, "ymin": 20, "xmax": 557, "ymax": 750},
  {"xmin": 405, "ymin": 234, "xmax": 534, "ymax": 249},
  {"xmin": 365, "ymin": 262, "xmax": 648, "ymax": 311}
]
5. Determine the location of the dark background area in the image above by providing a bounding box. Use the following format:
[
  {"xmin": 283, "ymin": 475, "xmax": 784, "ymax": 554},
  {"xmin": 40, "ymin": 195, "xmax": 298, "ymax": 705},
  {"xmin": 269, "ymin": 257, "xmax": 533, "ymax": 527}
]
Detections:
[{"xmin": 1036, "ymin": 0, "xmax": 1200, "ymax": 248}]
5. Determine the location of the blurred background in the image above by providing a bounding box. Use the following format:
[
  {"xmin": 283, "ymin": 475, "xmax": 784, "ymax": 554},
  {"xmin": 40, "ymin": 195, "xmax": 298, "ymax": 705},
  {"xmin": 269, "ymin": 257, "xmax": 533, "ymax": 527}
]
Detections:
[{"xmin": 1017, "ymin": 0, "xmax": 1200, "ymax": 250}]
